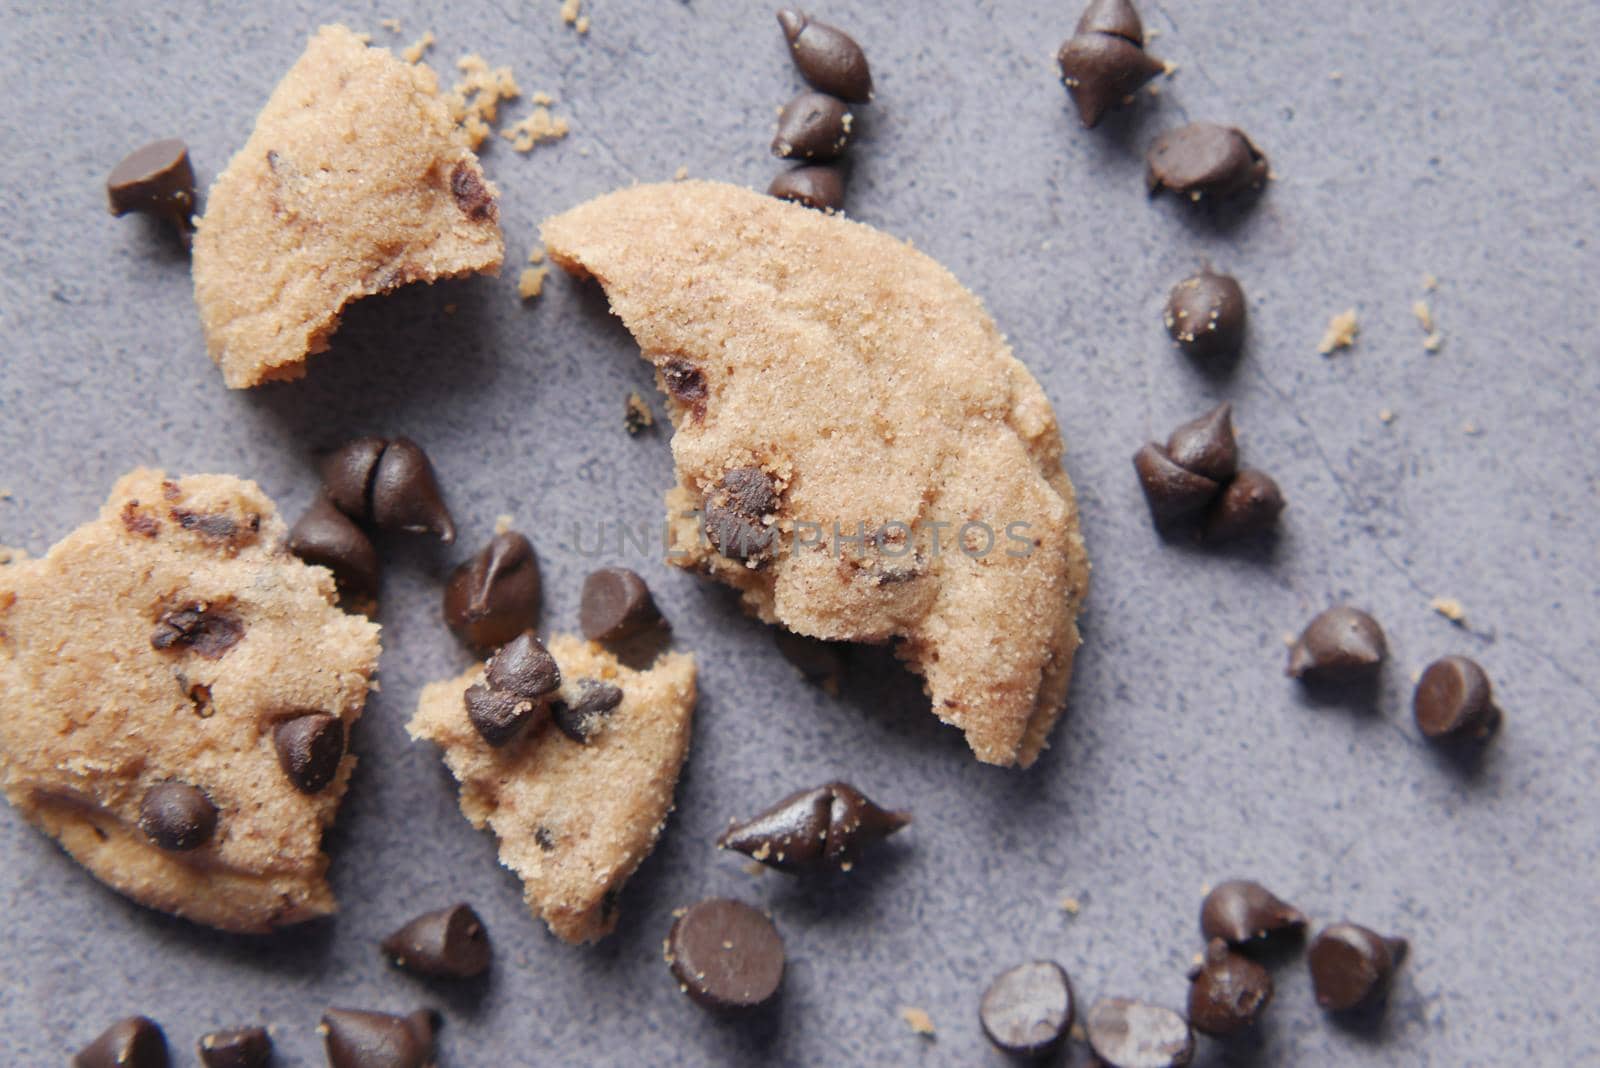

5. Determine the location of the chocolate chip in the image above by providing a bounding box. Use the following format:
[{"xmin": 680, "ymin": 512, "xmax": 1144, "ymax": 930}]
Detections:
[
  {"xmin": 1165, "ymin": 402, "xmax": 1239, "ymax": 483},
  {"xmin": 979, "ymin": 961, "xmax": 1074, "ymax": 1059},
  {"xmin": 1057, "ymin": 32, "xmax": 1164, "ymax": 128},
  {"xmin": 1187, "ymin": 939, "xmax": 1274, "ymax": 1037},
  {"xmin": 1147, "ymin": 122, "xmax": 1269, "ymax": 201},
  {"xmin": 1133, "ymin": 443, "xmax": 1219, "ymax": 525},
  {"xmin": 1165, "ymin": 270, "xmax": 1247, "ymax": 360},
  {"xmin": 720, "ymin": 466, "xmax": 780, "ymax": 516},
  {"xmin": 1075, "ymin": 0, "xmax": 1145, "ymax": 42},
  {"xmin": 449, "ymin": 160, "xmax": 497, "ymax": 222},
  {"xmin": 580, "ymin": 567, "xmax": 662, "ymax": 641},
  {"xmin": 150, "ymin": 603, "xmax": 244, "ymax": 659},
  {"xmin": 485, "ymin": 632, "xmax": 562, "ymax": 700},
  {"xmin": 73, "ymin": 1016, "xmax": 169, "ymax": 1068},
  {"xmin": 382, "ymin": 903, "xmax": 492, "ymax": 979},
  {"xmin": 1203, "ymin": 468, "xmax": 1285, "ymax": 542},
  {"xmin": 534, "ymin": 826, "xmax": 556, "ymax": 851},
  {"xmin": 139, "ymin": 781, "xmax": 218, "ymax": 852},
  {"xmin": 1308, "ymin": 923, "xmax": 1407, "ymax": 1012},
  {"xmin": 768, "ymin": 164, "xmax": 845, "ymax": 211},
  {"xmin": 196, "ymin": 1026, "xmax": 271, "ymax": 1068},
  {"xmin": 1414, "ymin": 655, "xmax": 1501, "ymax": 742},
  {"xmin": 464, "ymin": 683, "xmax": 543, "ymax": 748},
  {"xmin": 666, "ymin": 898, "xmax": 785, "ymax": 1011},
  {"xmin": 717, "ymin": 781, "xmax": 909, "ymax": 873},
  {"xmin": 776, "ymin": 10, "xmax": 873, "ymax": 101},
  {"xmin": 320, "ymin": 1008, "xmax": 438, "ymax": 1068},
  {"xmin": 370, "ymin": 437, "xmax": 454, "ymax": 543},
  {"xmin": 661, "ymin": 358, "xmax": 708, "ymax": 411},
  {"xmin": 774, "ymin": 629, "xmax": 846, "ymax": 692},
  {"xmin": 107, "ymin": 138, "xmax": 195, "ymax": 241},
  {"xmin": 1200, "ymin": 880, "xmax": 1306, "ymax": 948},
  {"xmin": 705, "ymin": 466, "xmax": 781, "ymax": 563},
  {"xmin": 320, "ymin": 436, "xmax": 388, "ymax": 522},
  {"xmin": 170, "ymin": 508, "xmax": 242, "ymax": 541},
  {"xmin": 1287, "ymin": 605, "xmax": 1387, "ymax": 681},
  {"xmin": 289, "ymin": 495, "xmax": 381, "ymax": 603},
  {"xmin": 121, "ymin": 501, "xmax": 161, "ymax": 538},
  {"xmin": 772, "ymin": 91, "xmax": 853, "ymax": 162},
  {"xmin": 551, "ymin": 678, "xmax": 624, "ymax": 743},
  {"xmin": 1084, "ymin": 998, "xmax": 1194, "ymax": 1068},
  {"xmin": 274, "ymin": 713, "xmax": 345, "ymax": 794},
  {"xmin": 443, "ymin": 531, "xmax": 541, "ymax": 649}
]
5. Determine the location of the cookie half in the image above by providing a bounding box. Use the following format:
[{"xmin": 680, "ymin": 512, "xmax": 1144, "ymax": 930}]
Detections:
[
  {"xmin": 409, "ymin": 636, "xmax": 695, "ymax": 943},
  {"xmin": 193, "ymin": 24, "xmax": 505, "ymax": 388},
  {"xmin": 0, "ymin": 469, "xmax": 381, "ymax": 932},
  {"xmin": 542, "ymin": 181, "xmax": 1089, "ymax": 767}
]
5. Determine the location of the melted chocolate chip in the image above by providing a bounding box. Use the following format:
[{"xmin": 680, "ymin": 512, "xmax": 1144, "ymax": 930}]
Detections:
[
  {"xmin": 661, "ymin": 359, "xmax": 708, "ymax": 411},
  {"xmin": 382, "ymin": 903, "xmax": 492, "ymax": 979},
  {"xmin": 1084, "ymin": 998, "xmax": 1195, "ymax": 1068},
  {"xmin": 667, "ymin": 898, "xmax": 786, "ymax": 1011},
  {"xmin": 1165, "ymin": 270, "xmax": 1247, "ymax": 360},
  {"xmin": 1308, "ymin": 923, "xmax": 1407, "ymax": 1012},
  {"xmin": 170, "ymin": 508, "xmax": 242, "ymax": 541},
  {"xmin": 196, "ymin": 1026, "xmax": 271, "ymax": 1068},
  {"xmin": 449, "ymin": 161, "xmax": 497, "ymax": 222},
  {"xmin": 150, "ymin": 603, "xmax": 243, "ymax": 659},
  {"xmin": 274, "ymin": 712, "xmax": 345, "ymax": 794},
  {"xmin": 1288, "ymin": 605, "xmax": 1388, "ymax": 681},
  {"xmin": 979, "ymin": 960, "xmax": 1074, "ymax": 1058},
  {"xmin": 464, "ymin": 683, "xmax": 543, "ymax": 748},
  {"xmin": 776, "ymin": 10, "xmax": 873, "ymax": 101},
  {"xmin": 443, "ymin": 531, "xmax": 542, "ymax": 649},
  {"xmin": 1057, "ymin": 32, "xmax": 1164, "ymax": 128},
  {"xmin": 768, "ymin": 164, "xmax": 846, "ymax": 211},
  {"xmin": 1414, "ymin": 655, "xmax": 1501, "ymax": 742},
  {"xmin": 1147, "ymin": 122, "xmax": 1269, "ymax": 201},
  {"xmin": 485, "ymin": 632, "xmax": 562, "ymax": 700},
  {"xmin": 320, "ymin": 436, "xmax": 388, "ymax": 523},
  {"xmin": 1187, "ymin": 939, "xmax": 1274, "ymax": 1036},
  {"xmin": 1165, "ymin": 402, "xmax": 1239, "ymax": 483},
  {"xmin": 1133, "ymin": 443, "xmax": 1220, "ymax": 525},
  {"xmin": 289, "ymin": 495, "xmax": 381, "ymax": 603},
  {"xmin": 772, "ymin": 91, "xmax": 853, "ymax": 161},
  {"xmin": 1203, "ymin": 468, "xmax": 1285, "ymax": 542},
  {"xmin": 320, "ymin": 1008, "xmax": 438, "ymax": 1068},
  {"xmin": 580, "ymin": 567, "xmax": 663, "ymax": 641},
  {"xmin": 74, "ymin": 1016, "xmax": 169, "ymax": 1068},
  {"xmin": 551, "ymin": 678, "xmax": 624, "ymax": 743},
  {"xmin": 718, "ymin": 781, "xmax": 909, "ymax": 873},
  {"xmin": 121, "ymin": 501, "xmax": 161, "ymax": 538},
  {"xmin": 1200, "ymin": 880, "xmax": 1306, "ymax": 948},
  {"xmin": 1075, "ymin": 0, "xmax": 1145, "ymax": 42},
  {"xmin": 370, "ymin": 437, "xmax": 455, "ymax": 543},
  {"xmin": 139, "ymin": 781, "xmax": 218, "ymax": 852},
  {"xmin": 107, "ymin": 138, "xmax": 195, "ymax": 242},
  {"xmin": 705, "ymin": 466, "xmax": 781, "ymax": 563}
]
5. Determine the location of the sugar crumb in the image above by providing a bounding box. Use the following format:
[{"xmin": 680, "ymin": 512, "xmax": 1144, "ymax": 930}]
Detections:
[
  {"xmin": 401, "ymin": 31, "xmax": 434, "ymax": 63},
  {"xmin": 518, "ymin": 266, "xmax": 550, "ymax": 300},
  {"xmin": 1317, "ymin": 309, "xmax": 1359, "ymax": 355},
  {"xmin": 1059, "ymin": 895, "xmax": 1082, "ymax": 915},
  {"xmin": 1378, "ymin": 407, "xmax": 1396, "ymax": 424},
  {"xmin": 1430, "ymin": 596, "xmax": 1468, "ymax": 625},
  {"xmin": 899, "ymin": 1007, "xmax": 936, "ymax": 1038}
]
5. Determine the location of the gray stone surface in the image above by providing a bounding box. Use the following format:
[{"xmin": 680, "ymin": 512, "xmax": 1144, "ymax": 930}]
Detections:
[{"xmin": 2, "ymin": 1, "xmax": 1597, "ymax": 1063}]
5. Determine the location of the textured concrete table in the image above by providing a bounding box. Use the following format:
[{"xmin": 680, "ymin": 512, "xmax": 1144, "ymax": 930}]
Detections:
[{"xmin": 2, "ymin": 2, "xmax": 1597, "ymax": 1064}]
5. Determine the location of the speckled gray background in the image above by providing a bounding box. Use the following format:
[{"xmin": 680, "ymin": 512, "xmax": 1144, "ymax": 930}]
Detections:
[{"xmin": 2, "ymin": 1, "xmax": 1597, "ymax": 1064}]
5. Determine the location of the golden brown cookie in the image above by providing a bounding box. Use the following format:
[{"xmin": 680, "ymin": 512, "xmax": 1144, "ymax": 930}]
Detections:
[
  {"xmin": 0, "ymin": 469, "xmax": 381, "ymax": 932},
  {"xmin": 541, "ymin": 181, "xmax": 1088, "ymax": 767},
  {"xmin": 193, "ymin": 24, "xmax": 505, "ymax": 388},
  {"xmin": 409, "ymin": 635, "xmax": 695, "ymax": 943}
]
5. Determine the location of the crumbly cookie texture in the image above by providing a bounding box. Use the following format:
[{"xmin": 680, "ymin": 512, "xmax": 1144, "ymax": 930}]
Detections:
[
  {"xmin": 193, "ymin": 24, "xmax": 505, "ymax": 388},
  {"xmin": 409, "ymin": 636, "xmax": 695, "ymax": 943},
  {"xmin": 541, "ymin": 181, "xmax": 1089, "ymax": 767},
  {"xmin": 0, "ymin": 469, "xmax": 381, "ymax": 932}
]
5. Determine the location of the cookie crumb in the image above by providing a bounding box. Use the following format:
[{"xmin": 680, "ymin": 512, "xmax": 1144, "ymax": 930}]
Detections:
[
  {"xmin": 518, "ymin": 266, "xmax": 550, "ymax": 300},
  {"xmin": 1317, "ymin": 308, "xmax": 1359, "ymax": 355},
  {"xmin": 625, "ymin": 391, "xmax": 655, "ymax": 435},
  {"xmin": 380, "ymin": 17, "xmax": 402, "ymax": 33},
  {"xmin": 449, "ymin": 54, "xmax": 522, "ymax": 149},
  {"xmin": 1059, "ymin": 895, "xmax": 1081, "ymax": 915},
  {"xmin": 576, "ymin": 15, "xmax": 591, "ymax": 34},
  {"xmin": 899, "ymin": 1006, "xmax": 937, "ymax": 1038},
  {"xmin": 560, "ymin": 0, "xmax": 582, "ymax": 26},
  {"xmin": 1423, "ymin": 332, "xmax": 1444, "ymax": 353},
  {"xmin": 1422, "ymin": 272, "xmax": 1439, "ymax": 291},
  {"xmin": 1162, "ymin": 59, "xmax": 1179, "ymax": 76},
  {"xmin": 1430, "ymin": 596, "xmax": 1468, "ymax": 625},
  {"xmin": 528, "ymin": 245, "xmax": 546, "ymax": 264},
  {"xmin": 1329, "ymin": 69, "xmax": 1344, "ymax": 82},
  {"xmin": 1378, "ymin": 407, "xmax": 1396, "ymax": 424},
  {"xmin": 400, "ymin": 31, "xmax": 433, "ymax": 63},
  {"xmin": 1462, "ymin": 420, "xmax": 1482, "ymax": 436},
  {"xmin": 493, "ymin": 514, "xmax": 514, "ymax": 535},
  {"xmin": 501, "ymin": 106, "xmax": 570, "ymax": 152},
  {"xmin": 674, "ymin": 165, "xmax": 689, "ymax": 181},
  {"xmin": 1412, "ymin": 299, "xmax": 1435, "ymax": 334}
]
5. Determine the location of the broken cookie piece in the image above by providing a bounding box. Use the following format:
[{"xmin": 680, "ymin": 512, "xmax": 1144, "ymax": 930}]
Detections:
[
  {"xmin": 408, "ymin": 635, "xmax": 695, "ymax": 943},
  {"xmin": 542, "ymin": 181, "xmax": 1089, "ymax": 767},
  {"xmin": 0, "ymin": 469, "xmax": 380, "ymax": 933},
  {"xmin": 193, "ymin": 24, "xmax": 505, "ymax": 388}
]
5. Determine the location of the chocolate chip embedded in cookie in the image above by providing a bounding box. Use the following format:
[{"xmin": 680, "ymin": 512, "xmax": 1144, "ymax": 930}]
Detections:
[
  {"xmin": 0, "ymin": 469, "xmax": 380, "ymax": 933},
  {"xmin": 409, "ymin": 635, "xmax": 695, "ymax": 943},
  {"xmin": 542, "ymin": 181, "xmax": 1089, "ymax": 767},
  {"xmin": 192, "ymin": 25, "xmax": 505, "ymax": 388}
]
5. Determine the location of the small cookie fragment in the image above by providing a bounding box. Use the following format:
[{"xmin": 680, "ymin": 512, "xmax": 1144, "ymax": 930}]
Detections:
[
  {"xmin": 1199, "ymin": 880, "xmax": 1306, "ymax": 949},
  {"xmin": 1187, "ymin": 939, "xmax": 1274, "ymax": 1036},
  {"xmin": 979, "ymin": 960, "xmax": 1074, "ymax": 1058},
  {"xmin": 1288, "ymin": 605, "xmax": 1387, "ymax": 682},
  {"xmin": 667, "ymin": 898, "xmax": 785, "ymax": 1011},
  {"xmin": 382, "ymin": 903, "xmax": 492, "ymax": 978},
  {"xmin": 73, "ymin": 1016, "xmax": 169, "ymax": 1068},
  {"xmin": 1308, "ymin": 923, "xmax": 1408, "ymax": 1012},
  {"xmin": 196, "ymin": 1026, "xmax": 272, "ymax": 1068},
  {"xmin": 1084, "ymin": 998, "xmax": 1194, "ymax": 1068},
  {"xmin": 1147, "ymin": 123, "xmax": 1268, "ymax": 202},
  {"xmin": 320, "ymin": 1008, "xmax": 438, "ymax": 1068},
  {"xmin": 107, "ymin": 138, "xmax": 197, "ymax": 242},
  {"xmin": 717, "ymin": 781, "xmax": 909, "ymax": 873}
]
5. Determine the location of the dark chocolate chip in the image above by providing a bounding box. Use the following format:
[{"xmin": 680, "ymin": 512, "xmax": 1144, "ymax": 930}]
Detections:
[
  {"xmin": 1414, "ymin": 655, "xmax": 1501, "ymax": 742},
  {"xmin": 1165, "ymin": 403, "xmax": 1239, "ymax": 483},
  {"xmin": 1200, "ymin": 880, "xmax": 1307, "ymax": 948},
  {"xmin": 1084, "ymin": 998, "xmax": 1195, "ymax": 1068},
  {"xmin": 382, "ymin": 903, "xmax": 492, "ymax": 979},
  {"xmin": 666, "ymin": 898, "xmax": 785, "ymax": 1011},
  {"xmin": 449, "ymin": 160, "xmax": 497, "ymax": 222},
  {"xmin": 773, "ymin": 629, "xmax": 846, "ymax": 692},
  {"xmin": 1165, "ymin": 271, "xmax": 1247, "ymax": 360},
  {"xmin": 1147, "ymin": 122, "xmax": 1269, "ymax": 201},
  {"xmin": 580, "ymin": 567, "xmax": 662, "ymax": 641},
  {"xmin": 170, "ymin": 508, "xmax": 241, "ymax": 541},
  {"xmin": 320, "ymin": 436, "xmax": 388, "ymax": 522},
  {"xmin": 139, "ymin": 781, "xmax": 218, "ymax": 852},
  {"xmin": 485, "ymin": 632, "xmax": 562, "ymax": 700},
  {"xmin": 979, "ymin": 960, "xmax": 1074, "ymax": 1059},
  {"xmin": 768, "ymin": 164, "xmax": 846, "ymax": 212},
  {"xmin": 719, "ymin": 466, "xmax": 780, "ymax": 516},
  {"xmin": 1287, "ymin": 605, "xmax": 1387, "ymax": 681},
  {"xmin": 73, "ymin": 1016, "xmax": 169, "ymax": 1068},
  {"xmin": 717, "ymin": 781, "xmax": 909, "ymax": 873},
  {"xmin": 1133, "ymin": 443, "xmax": 1219, "ymax": 525},
  {"xmin": 150, "ymin": 603, "xmax": 244, "ymax": 659},
  {"xmin": 274, "ymin": 712, "xmax": 345, "ymax": 794},
  {"xmin": 661, "ymin": 358, "xmax": 708, "ymax": 411},
  {"xmin": 320, "ymin": 1008, "xmax": 438, "ymax": 1068},
  {"xmin": 551, "ymin": 678, "xmax": 624, "ymax": 743},
  {"xmin": 772, "ymin": 91, "xmax": 853, "ymax": 162},
  {"xmin": 121, "ymin": 501, "xmax": 162, "ymax": 538},
  {"xmin": 1075, "ymin": 0, "xmax": 1145, "ymax": 43},
  {"xmin": 289, "ymin": 495, "xmax": 381, "ymax": 604},
  {"xmin": 1187, "ymin": 939, "xmax": 1274, "ymax": 1037},
  {"xmin": 370, "ymin": 437, "xmax": 455, "ymax": 543},
  {"xmin": 196, "ymin": 1026, "xmax": 271, "ymax": 1068},
  {"xmin": 464, "ymin": 683, "xmax": 543, "ymax": 748},
  {"xmin": 443, "ymin": 531, "xmax": 542, "ymax": 649},
  {"xmin": 1308, "ymin": 923, "xmax": 1407, "ymax": 1012},
  {"xmin": 1203, "ymin": 468, "xmax": 1285, "ymax": 542},
  {"xmin": 534, "ymin": 825, "xmax": 556, "ymax": 851},
  {"xmin": 704, "ymin": 466, "xmax": 781, "ymax": 563},
  {"xmin": 107, "ymin": 139, "xmax": 195, "ymax": 241},
  {"xmin": 1057, "ymin": 32, "xmax": 1164, "ymax": 128},
  {"xmin": 776, "ymin": 9, "xmax": 873, "ymax": 101}
]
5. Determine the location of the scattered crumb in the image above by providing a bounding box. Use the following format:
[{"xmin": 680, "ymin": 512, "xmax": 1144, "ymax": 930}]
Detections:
[
  {"xmin": 400, "ymin": 31, "xmax": 434, "ymax": 63},
  {"xmin": 741, "ymin": 860, "xmax": 766, "ymax": 877},
  {"xmin": 899, "ymin": 1007, "xmax": 936, "ymax": 1038},
  {"xmin": 528, "ymin": 246, "xmax": 546, "ymax": 265},
  {"xmin": 1144, "ymin": 27, "xmax": 1161, "ymax": 41},
  {"xmin": 1462, "ymin": 420, "xmax": 1483, "ymax": 436},
  {"xmin": 380, "ymin": 17, "xmax": 401, "ymax": 33},
  {"xmin": 1317, "ymin": 309, "xmax": 1360, "ymax": 355},
  {"xmin": 0, "ymin": 546, "xmax": 25, "ymax": 565},
  {"xmin": 0, "ymin": 487, "xmax": 11, "ymax": 500},
  {"xmin": 352, "ymin": 31, "xmax": 373, "ymax": 45},
  {"xmin": 1162, "ymin": 59, "xmax": 1179, "ymax": 76},
  {"xmin": 560, "ymin": 0, "xmax": 582, "ymax": 26},
  {"xmin": 518, "ymin": 266, "xmax": 550, "ymax": 300},
  {"xmin": 493, "ymin": 514, "xmax": 514, "ymax": 535},
  {"xmin": 625, "ymin": 391, "xmax": 655, "ymax": 435},
  {"xmin": 1379, "ymin": 408, "xmax": 1396, "ymax": 424},
  {"xmin": 1059, "ymin": 895, "xmax": 1082, "ymax": 915},
  {"xmin": 1430, "ymin": 597, "xmax": 1468, "ymax": 625},
  {"xmin": 576, "ymin": 14, "xmax": 591, "ymax": 34},
  {"xmin": 1281, "ymin": 632, "xmax": 1296, "ymax": 647},
  {"xmin": 1412, "ymin": 300, "xmax": 1435, "ymax": 334},
  {"xmin": 1329, "ymin": 70, "xmax": 1344, "ymax": 82},
  {"xmin": 1422, "ymin": 273, "xmax": 1439, "ymax": 291},
  {"xmin": 1423, "ymin": 332, "xmax": 1443, "ymax": 353},
  {"xmin": 674, "ymin": 165, "xmax": 689, "ymax": 181},
  {"xmin": 532, "ymin": 90, "xmax": 555, "ymax": 106},
  {"xmin": 449, "ymin": 54, "xmax": 522, "ymax": 149},
  {"xmin": 1191, "ymin": 951, "xmax": 1205, "ymax": 967},
  {"xmin": 501, "ymin": 106, "xmax": 570, "ymax": 152}
]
